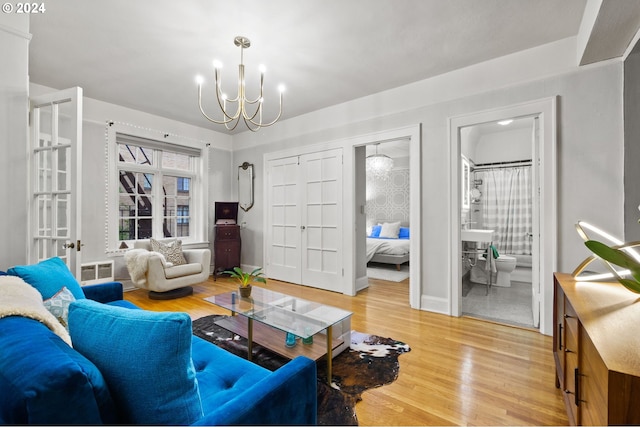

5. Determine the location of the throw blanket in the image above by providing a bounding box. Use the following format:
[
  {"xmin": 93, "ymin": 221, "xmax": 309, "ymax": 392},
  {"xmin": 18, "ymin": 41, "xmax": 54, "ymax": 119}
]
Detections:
[
  {"xmin": 125, "ymin": 249, "xmax": 153, "ymax": 286},
  {"xmin": 0, "ymin": 276, "xmax": 72, "ymax": 346},
  {"xmin": 125, "ymin": 249, "xmax": 170, "ymax": 286}
]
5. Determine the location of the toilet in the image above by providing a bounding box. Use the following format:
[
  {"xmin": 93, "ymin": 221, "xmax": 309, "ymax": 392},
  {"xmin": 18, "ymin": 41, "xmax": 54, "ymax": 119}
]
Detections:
[{"xmin": 494, "ymin": 255, "xmax": 517, "ymax": 287}]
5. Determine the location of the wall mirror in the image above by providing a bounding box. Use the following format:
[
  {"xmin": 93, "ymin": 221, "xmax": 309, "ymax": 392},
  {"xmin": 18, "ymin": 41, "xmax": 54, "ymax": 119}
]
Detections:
[{"xmin": 238, "ymin": 162, "xmax": 254, "ymax": 212}]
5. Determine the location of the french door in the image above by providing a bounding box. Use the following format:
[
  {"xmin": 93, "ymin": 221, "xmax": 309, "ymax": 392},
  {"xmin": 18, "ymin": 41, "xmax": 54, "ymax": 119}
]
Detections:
[
  {"xmin": 29, "ymin": 87, "xmax": 83, "ymax": 278},
  {"xmin": 266, "ymin": 149, "xmax": 343, "ymax": 292}
]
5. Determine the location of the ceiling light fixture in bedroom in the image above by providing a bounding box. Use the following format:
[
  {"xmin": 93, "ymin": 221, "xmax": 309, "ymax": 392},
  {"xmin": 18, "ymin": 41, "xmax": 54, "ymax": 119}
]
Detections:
[
  {"xmin": 366, "ymin": 144, "xmax": 394, "ymax": 179},
  {"xmin": 196, "ymin": 36, "xmax": 285, "ymax": 132}
]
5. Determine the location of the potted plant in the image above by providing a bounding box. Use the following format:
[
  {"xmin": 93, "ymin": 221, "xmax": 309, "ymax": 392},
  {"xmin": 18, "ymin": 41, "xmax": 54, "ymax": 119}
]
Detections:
[{"xmin": 225, "ymin": 267, "xmax": 267, "ymax": 297}]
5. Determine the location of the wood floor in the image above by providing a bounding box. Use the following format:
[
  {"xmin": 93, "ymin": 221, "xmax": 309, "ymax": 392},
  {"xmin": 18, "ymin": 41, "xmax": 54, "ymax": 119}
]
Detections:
[{"xmin": 124, "ymin": 276, "xmax": 569, "ymax": 426}]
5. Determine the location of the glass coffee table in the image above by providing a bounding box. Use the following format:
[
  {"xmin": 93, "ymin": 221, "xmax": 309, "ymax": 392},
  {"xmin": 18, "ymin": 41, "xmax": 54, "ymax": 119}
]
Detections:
[{"xmin": 204, "ymin": 287, "xmax": 352, "ymax": 383}]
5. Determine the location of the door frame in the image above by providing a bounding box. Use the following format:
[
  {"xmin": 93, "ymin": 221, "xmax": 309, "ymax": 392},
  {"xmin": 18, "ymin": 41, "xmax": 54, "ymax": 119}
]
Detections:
[{"xmin": 449, "ymin": 97, "xmax": 557, "ymax": 335}]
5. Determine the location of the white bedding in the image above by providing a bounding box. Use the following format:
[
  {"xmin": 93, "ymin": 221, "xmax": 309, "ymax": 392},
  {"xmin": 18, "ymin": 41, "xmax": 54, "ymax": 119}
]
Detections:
[{"xmin": 366, "ymin": 238, "xmax": 410, "ymax": 262}]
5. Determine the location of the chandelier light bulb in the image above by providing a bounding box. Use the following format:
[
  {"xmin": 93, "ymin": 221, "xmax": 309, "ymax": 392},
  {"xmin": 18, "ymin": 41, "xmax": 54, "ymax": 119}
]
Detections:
[
  {"xmin": 278, "ymin": 84, "xmax": 286, "ymax": 93},
  {"xmin": 212, "ymin": 60, "xmax": 223, "ymax": 69},
  {"xmin": 259, "ymin": 64, "xmax": 266, "ymax": 73},
  {"xmin": 195, "ymin": 75, "xmax": 204, "ymax": 85}
]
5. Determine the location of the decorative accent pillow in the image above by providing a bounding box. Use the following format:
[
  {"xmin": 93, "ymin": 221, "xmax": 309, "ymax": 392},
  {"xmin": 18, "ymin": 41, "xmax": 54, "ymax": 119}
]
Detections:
[
  {"xmin": 7, "ymin": 257, "xmax": 86, "ymax": 300},
  {"xmin": 398, "ymin": 227, "xmax": 410, "ymax": 239},
  {"xmin": 369, "ymin": 225, "xmax": 382, "ymax": 238},
  {"xmin": 43, "ymin": 286, "xmax": 76, "ymax": 330},
  {"xmin": 150, "ymin": 238, "xmax": 187, "ymax": 266},
  {"xmin": 68, "ymin": 300, "xmax": 203, "ymax": 425},
  {"xmin": 379, "ymin": 221, "xmax": 402, "ymax": 239}
]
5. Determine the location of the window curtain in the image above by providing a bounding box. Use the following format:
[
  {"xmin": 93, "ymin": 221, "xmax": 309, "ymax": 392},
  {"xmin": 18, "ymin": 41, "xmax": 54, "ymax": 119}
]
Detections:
[{"xmin": 477, "ymin": 166, "xmax": 532, "ymax": 255}]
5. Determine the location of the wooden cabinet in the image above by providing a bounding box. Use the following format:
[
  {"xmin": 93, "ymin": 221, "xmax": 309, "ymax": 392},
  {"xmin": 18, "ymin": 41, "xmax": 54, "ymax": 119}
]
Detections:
[
  {"xmin": 553, "ymin": 273, "xmax": 640, "ymax": 425},
  {"xmin": 213, "ymin": 225, "xmax": 241, "ymax": 279}
]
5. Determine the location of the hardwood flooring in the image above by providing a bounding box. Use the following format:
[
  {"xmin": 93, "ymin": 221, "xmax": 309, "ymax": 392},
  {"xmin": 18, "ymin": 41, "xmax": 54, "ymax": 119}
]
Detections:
[{"xmin": 124, "ymin": 276, "xmax": 568, "ymax": 426}]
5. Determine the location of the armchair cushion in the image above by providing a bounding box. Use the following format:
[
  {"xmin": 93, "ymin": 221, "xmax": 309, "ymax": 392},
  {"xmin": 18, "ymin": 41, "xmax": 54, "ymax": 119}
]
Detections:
[
  {"xmin": 165, "ymin": 262, "xmax": 203, "ymax": 279},
  {"xmin": 151, "ymin": 238, "xmax": 187, "ymax": 266},
  {"xmin": 7, "ymin": 257, "xmax": 85, "ymax": 300},
  {"xmin": 68, "ymin": 300, "xmax": 203, "ymax": 425}
]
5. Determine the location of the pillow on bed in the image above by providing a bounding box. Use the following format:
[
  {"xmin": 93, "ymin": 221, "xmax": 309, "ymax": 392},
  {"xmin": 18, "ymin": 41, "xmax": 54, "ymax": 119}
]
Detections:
[
  {"xmin": 369, "ymin": 224, "xmax": 382, "ymax": 238},
  {"xmin": 399, "ymin": 227, "xmax": 410, "ymax": 239},
  {"xmin": 379, "ymin": 222, "xmax": 401, "ymax": 239}
]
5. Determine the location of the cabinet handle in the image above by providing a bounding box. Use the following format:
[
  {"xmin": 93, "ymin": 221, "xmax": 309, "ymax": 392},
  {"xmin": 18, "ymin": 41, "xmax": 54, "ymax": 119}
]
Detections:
[
  {"xmin": 564, "ymin": 314, "xmax": 574, "ymax": 319},
  {"xmin": 558, "ymin": 323, "xmax": 563, "ymax": 350},
  {"xmin": 564, "ymin": 348, "xmax": 574, "ymax": 353},
  {"xmin": 574, "ymin": 367, "xmax": 582, "ymax": 407}
]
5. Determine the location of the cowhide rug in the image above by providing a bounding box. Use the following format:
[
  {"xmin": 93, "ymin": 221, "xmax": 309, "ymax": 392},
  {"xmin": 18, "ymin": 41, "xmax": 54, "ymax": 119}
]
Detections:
[{"xmin": 192, "ymin": 315, "xmax": 410, "ymax": 425}]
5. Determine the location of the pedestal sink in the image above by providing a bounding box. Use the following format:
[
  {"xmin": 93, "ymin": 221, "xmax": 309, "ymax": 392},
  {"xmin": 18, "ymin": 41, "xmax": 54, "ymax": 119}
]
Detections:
[{"xmin": 461, "ymin": 229, "xmax": 495, "ymax": 243}]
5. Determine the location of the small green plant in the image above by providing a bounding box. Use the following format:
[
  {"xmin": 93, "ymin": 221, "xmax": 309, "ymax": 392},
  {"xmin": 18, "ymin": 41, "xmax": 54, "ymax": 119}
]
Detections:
[
  {"xmin": 225, "ymin": 267, "xmax": 267, "ymax": 288},
  {"xmin": 585, "ymin": 240, "xmax": 640, "ymax": 293}
]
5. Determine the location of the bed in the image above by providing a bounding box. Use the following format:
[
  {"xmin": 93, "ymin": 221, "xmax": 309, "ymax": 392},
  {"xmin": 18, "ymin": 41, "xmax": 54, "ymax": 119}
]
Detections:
[{"xmin": 366, "ymin": 221, "xmax": 410, "ymax": 270}]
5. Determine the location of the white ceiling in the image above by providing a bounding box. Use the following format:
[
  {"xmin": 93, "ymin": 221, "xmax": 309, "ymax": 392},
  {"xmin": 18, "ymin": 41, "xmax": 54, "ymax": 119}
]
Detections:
[{"xmin": 29, "ymin": 0, "xmax": 588, "ymax": 134}]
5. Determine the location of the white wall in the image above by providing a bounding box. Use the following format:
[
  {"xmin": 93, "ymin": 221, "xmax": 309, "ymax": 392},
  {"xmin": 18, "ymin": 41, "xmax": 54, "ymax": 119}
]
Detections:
[
  {"xmin": 474, "ymin": 127, "xmax": 532, "ymax": 164},
  {"xmin": 0, "ymin": 15, "xmax": 30, "ymax": 269},
  {"xmin": 229, "ymin": 38, "xmax": 624, "ymax": 319}
]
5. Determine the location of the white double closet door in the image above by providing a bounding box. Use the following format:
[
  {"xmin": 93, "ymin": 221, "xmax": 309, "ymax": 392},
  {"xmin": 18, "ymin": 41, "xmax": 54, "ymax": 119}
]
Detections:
[{"xmin": 265, "ymin": 148, "xmax": 343, "ymax": 292}]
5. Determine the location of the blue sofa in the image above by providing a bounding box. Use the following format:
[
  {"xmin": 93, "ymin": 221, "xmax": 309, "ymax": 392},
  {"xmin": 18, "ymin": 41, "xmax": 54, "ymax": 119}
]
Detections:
[{"xmin": 0, "ymin": 258, "xmax": 317, "ymax": 425}]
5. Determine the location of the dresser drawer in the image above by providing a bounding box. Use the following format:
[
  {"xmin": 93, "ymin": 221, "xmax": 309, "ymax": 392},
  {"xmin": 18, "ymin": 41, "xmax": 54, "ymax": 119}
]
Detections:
[{"xmin": 216, "ymin": 225, "xmax": 240, "ymax": 240}]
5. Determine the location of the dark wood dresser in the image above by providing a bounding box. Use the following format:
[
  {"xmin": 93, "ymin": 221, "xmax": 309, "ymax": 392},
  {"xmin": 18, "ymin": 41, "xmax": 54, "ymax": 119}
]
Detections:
[
  {"xmin": 553, "ymin": 272, "xmax": 640, "ymax": 425},
  {"xmin": 213, "ymin": 202, "xmax": 241, "ymax": 279}
]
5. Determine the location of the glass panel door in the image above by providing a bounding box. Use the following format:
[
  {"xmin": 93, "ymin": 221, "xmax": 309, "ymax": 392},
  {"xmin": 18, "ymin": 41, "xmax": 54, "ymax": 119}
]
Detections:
[{"xmin": 30, "ymin": 88, "xmax": 83, "ymax": 277}]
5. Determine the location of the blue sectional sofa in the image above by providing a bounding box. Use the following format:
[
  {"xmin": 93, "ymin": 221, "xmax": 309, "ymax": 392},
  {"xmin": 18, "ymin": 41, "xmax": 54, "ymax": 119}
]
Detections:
[{"xmin": 0, "ymin": 258, "xmax": 317, "ymax": 425}]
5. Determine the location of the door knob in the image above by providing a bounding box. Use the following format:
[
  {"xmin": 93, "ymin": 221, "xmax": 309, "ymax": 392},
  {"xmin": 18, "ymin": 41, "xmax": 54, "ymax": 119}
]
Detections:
[
  {"xmin": 300, "ymin": 226, "xmax": 306, "ymax": 230},
  {"xmin": 62, "ymin": 242, "xmax": 75, "ymax": 249}
]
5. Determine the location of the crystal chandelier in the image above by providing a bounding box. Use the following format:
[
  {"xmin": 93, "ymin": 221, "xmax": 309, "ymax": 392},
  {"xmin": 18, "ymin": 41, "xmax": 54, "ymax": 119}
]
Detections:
[
  {"xmin": 366, "ymin": 144, "xmax": 394, "ymax": 179},
  {"xmin": 196, "ymin": 36, "xmax": 285, "ymax": 132}
]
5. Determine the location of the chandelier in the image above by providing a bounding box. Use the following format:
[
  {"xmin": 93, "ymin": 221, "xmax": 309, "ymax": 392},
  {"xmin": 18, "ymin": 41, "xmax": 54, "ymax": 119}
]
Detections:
[
  {"xmin": 366, "ymin": 144, "xmax": 394, "ymax": 179},
  {"xmin": 196, "ymin": 36, "xmax": 284, "ymax": 132}
]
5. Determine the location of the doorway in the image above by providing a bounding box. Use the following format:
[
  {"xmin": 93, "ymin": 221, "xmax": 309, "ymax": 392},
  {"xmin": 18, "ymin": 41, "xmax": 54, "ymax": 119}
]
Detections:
[
  {"xmin": 460, "ymin": 117, "xmax": 538, "ymax": 328},
  {"xmin": 449, "ymin": 98, "xmax": 557, "ymax": 335},
  {"xmin": 364, "ymin": 140, "xmax": 411, "ymax": 284}
]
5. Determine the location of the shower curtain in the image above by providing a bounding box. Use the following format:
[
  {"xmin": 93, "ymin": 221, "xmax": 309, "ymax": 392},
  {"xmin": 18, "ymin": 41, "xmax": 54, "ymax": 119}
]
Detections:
[{"xmin": 477, "ymin": 166, "xmax": 532, "ymax": 255}]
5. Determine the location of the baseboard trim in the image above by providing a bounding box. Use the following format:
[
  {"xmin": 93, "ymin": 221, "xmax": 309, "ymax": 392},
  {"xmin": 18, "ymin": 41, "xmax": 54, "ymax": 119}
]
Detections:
[
  {"xmin": 421, "ymin": 295, "xmax": 450, "ymax": 315},
  {"xmin": 355, "ymin": 275, "xmax": 369, "ymax": 293}
]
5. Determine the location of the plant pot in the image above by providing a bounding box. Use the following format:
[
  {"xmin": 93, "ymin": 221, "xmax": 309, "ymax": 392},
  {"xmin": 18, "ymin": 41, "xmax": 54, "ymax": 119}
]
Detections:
[{"xmin": 239, "ymin": 284, "xmax": 252, "ymax": 298}]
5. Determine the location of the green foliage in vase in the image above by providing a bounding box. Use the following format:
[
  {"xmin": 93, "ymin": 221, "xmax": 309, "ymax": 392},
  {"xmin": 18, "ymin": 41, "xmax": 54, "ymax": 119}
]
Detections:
[
  {"xmin": 585, "ymin": 240, "xmax": 640, "ymax": 293},
  {"xmin": 224, "ymin": 267, "xmax": 267, "ymax": 288}
]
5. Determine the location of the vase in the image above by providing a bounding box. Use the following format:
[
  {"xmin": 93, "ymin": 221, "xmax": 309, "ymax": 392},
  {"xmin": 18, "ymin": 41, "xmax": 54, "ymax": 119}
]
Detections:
[{"xmin": 239, "ymin": 284, "xmax": 252, "ymax": 298}]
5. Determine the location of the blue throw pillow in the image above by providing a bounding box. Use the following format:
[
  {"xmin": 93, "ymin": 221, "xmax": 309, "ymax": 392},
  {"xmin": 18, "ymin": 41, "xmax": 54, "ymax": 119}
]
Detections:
[
  {"xmin": 398, "ymin": 227, "xmax": 410, "ymax": 239},
  {"xmin": 369, "ymin": 225, "xmax": 382, "ymax": 238},
  {"xmin": 68, "ymin": 300, "xmax": 203, "ymax": 425},
  {"xmin": 7, "ymin": 257, "xmax": 85, "ymax": 300}
]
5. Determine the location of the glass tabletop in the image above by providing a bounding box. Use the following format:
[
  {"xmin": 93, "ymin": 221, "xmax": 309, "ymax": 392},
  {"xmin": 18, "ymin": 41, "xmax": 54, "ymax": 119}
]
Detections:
[{"xmin": 204, "ymin": 287, "xmax": 352, "ymax": 338}]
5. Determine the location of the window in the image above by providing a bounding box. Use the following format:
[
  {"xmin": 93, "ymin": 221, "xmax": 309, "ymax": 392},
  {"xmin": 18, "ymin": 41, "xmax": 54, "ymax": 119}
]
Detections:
[{"xmin": 108, "ymin": 130, "xmax": 207, "ymax": 250}]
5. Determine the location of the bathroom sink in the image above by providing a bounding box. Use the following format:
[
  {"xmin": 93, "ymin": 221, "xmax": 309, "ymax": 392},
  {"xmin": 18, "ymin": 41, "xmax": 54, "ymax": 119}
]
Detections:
[{"xmin": 461, "ymin": 229, "xmax": 495, "ymax": 243}]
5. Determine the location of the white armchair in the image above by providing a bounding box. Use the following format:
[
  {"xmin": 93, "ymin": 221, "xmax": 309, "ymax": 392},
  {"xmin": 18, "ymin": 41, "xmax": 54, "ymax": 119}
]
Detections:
[{"xmin": 126, "ymin": 239, "xmax": 211, "ymax": 299}]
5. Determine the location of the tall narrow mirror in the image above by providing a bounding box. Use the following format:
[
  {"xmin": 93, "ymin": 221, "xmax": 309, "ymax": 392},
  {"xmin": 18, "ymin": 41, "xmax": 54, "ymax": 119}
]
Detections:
[{"xmin": 238, "ymin": 162, "xmax": 254, "ymax": 211}]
